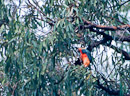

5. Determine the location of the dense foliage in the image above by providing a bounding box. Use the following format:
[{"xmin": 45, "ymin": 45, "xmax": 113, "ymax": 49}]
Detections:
[{"xmin": 0, "ymin": 0, "xmax": 130, "ymax": 96}]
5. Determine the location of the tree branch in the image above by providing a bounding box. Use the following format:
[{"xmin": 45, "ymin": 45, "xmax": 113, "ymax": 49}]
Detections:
[
  {"xmin": 82, "ymin": 18, "xmax": 130, "ymax": 31},
  {"xmin": 88, "ymin": 37, "xmax": 130, "ymax": 60},
  {"xmin": 97, "ymin": 79, "xmax": 120, "ymax": 95},
  {"xmin": 75, "ymin": 21, "xmax": 130, "ymax": 60},
  {"xmin": 87, "ymin": 29, "xmax": 130, "ymax": 60},
  {"xmin": 90, "ymin": 28, "xmax": 130, "ymax": 42},
  {"xmin": 119, "ymin": 0, "xmax": 130, "ymax": 7},
  {"xmin": 87, "ymin": 38, "xmax": 108, "ymax": 51},
  {"xmin": 27, "ymin": 0, "xmax": 54, "ymax": 26},
  {"xmin": 119, "ymin": 35, "xmax": 130, "ymax": 42},
  {"xmin": 76, "ymin": 20, "xmax": 130, "ymax": 43},
  {"xmin": 89, "ymin": 28, "xmax": 113, "ymax": 40},
  {"xmin": 109, "ymin": 45, "xmax": 130, "ymax": 60}
]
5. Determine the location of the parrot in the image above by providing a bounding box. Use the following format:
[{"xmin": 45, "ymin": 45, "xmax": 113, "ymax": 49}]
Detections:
[{"xmin": 78, "ymin": 48, "xmax": 92, "ymax": 67}]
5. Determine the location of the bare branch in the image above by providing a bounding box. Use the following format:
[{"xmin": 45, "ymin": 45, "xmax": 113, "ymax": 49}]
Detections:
[{"xmin": 82, "ymin": 18, "xmax": 130, "ymax": 31}]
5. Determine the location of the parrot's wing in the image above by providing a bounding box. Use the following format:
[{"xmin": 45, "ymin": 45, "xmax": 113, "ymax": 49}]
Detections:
[{"xmin": 82, "ymin": 49, "xmax": 92, "ymax": 62}]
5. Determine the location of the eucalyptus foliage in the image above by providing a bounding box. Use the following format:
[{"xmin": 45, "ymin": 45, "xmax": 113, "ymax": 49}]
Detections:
[{"xmin": 0, "ymin": 0, "xmax": 130, "ymax": 96}]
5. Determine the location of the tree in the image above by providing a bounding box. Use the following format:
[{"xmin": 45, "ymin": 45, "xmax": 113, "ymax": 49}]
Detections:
[{"xmin": 0, "ymin": 0, "xmax": 130, "ymax": 95}]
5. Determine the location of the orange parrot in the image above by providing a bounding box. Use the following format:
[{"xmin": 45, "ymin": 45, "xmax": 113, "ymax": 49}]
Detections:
[{"xmin": 78, "ymin": 48, "xmax": 92, "ymax": 67}]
